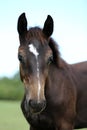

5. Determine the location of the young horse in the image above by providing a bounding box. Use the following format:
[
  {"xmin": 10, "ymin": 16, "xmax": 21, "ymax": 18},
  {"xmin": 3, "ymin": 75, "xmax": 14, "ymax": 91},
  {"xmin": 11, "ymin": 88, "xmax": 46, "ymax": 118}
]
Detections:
[{"xmin": 17, "ymin": 13, "xmax": 87, "ymax": 130}]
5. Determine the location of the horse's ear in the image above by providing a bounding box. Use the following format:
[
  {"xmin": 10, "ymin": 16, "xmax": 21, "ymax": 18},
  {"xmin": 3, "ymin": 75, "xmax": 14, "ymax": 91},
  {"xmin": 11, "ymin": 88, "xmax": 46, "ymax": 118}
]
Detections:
[
  {"xmin": 43, "ymin": 15, "xmax": 54, "ymax": 37},
  {"xmin": 17, "ymin": 13, "xmax": 27, "ymax": 36}
]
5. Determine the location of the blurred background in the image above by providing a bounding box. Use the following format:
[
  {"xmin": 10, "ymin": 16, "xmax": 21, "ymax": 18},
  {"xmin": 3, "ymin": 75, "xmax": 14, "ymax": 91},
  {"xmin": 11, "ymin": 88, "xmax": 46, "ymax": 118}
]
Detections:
[{"xmin": 0, "ymin": 0, "xmax": 87, "ymax": 130}]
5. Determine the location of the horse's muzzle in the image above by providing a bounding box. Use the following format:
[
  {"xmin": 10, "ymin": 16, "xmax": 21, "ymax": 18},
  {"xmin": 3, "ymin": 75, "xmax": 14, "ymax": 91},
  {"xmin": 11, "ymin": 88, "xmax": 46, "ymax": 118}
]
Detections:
[{"xmin": 28, "ymin": 99, "xmax": 46, "ymax": 114}]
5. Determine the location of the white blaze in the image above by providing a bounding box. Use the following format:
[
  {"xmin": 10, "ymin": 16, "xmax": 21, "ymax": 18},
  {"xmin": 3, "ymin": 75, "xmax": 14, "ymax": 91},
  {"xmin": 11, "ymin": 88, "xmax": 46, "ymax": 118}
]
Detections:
[
  {"xmin": 29, "ymin": 44, "xmax": 39, "ymax": 57},
  {"xmin": 29, "ymin": 44, "xmax": 41, "ymax": 102}
]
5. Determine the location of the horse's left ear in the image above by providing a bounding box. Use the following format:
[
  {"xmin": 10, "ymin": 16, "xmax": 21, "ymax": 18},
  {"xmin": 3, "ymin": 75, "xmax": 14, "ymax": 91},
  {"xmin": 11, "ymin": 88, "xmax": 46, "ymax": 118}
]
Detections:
[{"xmin": 43, "ymin": 15, "xmax": 54, "ymax": 37}]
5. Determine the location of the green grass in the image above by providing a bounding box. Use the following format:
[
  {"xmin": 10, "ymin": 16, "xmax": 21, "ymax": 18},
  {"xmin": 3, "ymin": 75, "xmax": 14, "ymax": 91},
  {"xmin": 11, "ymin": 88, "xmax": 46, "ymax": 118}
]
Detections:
[
  {"xmin": 0, "ymin": 77, "xmax": 24, "ymax": 100},
  {"xmin": 0, "ymin": 101, "xmax": 29, "ymax": 130},
  {"xmin": 0, "ymin": 101, "xmax": 87, "ymax": 130}
]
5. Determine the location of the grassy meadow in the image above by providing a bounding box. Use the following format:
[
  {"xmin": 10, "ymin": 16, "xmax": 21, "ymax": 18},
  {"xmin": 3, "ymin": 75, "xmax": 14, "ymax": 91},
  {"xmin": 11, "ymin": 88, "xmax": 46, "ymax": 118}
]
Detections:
[
  {"xmin": 0, "ymin": 101, "xmax": 87, "ymax": 130},
  {"xmin": 0, "ymin": 101, "xmax": 29, "ymax": 130},
  {"xmin": 0, "ymin": 74, "xmax": 24, "ymax": 100},
  {"xmin": 0, "ymin": 73, "xmax": 29, "ymax": 130}
]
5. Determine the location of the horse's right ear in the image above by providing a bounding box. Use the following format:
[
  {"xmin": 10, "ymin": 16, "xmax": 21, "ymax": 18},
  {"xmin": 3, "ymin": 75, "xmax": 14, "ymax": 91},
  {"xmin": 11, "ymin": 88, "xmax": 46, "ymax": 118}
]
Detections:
[{"xmin": 17, "ymin": 13, "xmax": 27, "ymax": 36}]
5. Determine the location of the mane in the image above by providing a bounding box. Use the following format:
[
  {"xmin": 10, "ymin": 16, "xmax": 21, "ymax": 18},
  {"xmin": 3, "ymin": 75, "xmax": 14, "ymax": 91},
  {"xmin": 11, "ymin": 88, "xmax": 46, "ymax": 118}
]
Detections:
[
  {"xmin": 49, "ymin": 38, "xmax": 60, "ymax": 67},
  {"xmin": 49, "ymin": 38, "xmax": 69, "ymax": 69}
]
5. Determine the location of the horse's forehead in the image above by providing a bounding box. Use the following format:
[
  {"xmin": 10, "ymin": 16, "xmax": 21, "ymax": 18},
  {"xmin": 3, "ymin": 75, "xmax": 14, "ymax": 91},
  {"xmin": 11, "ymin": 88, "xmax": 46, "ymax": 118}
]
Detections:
[{"xmin": 27, "ymin": 40, "xmax": 53, "ymax": 58}]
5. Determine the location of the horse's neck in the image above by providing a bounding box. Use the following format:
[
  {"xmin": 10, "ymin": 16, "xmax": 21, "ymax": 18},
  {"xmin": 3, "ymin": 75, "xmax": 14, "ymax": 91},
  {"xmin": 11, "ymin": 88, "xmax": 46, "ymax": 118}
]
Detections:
[{"xmin": 48, "ymin": 58, "xmax": 69, "ymax": 82}]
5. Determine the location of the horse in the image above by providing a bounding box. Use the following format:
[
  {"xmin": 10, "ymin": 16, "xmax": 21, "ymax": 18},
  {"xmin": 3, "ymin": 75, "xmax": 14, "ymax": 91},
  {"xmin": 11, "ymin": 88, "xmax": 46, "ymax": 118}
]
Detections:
[{"xmin": 17, "ymin": 13, "xmax": 87, "ymax": 130}]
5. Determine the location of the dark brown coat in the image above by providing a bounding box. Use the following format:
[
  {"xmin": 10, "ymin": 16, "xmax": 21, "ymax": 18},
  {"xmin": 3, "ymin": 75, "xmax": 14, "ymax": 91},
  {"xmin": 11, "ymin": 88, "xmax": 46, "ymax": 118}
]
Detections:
[{"xmin": 17, "ymin": 13, "xmax": 87, "ymax": 130}]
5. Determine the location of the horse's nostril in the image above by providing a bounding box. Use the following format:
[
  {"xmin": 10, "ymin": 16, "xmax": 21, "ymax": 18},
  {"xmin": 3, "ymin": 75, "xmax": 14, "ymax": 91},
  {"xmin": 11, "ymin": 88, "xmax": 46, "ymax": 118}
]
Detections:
[
  {"xmin": 42, "ymin": 100, "xmax": 46, "ymax": 109},
  {"xmin": 29, "ymin": 100, "xmax": 46, "ymax": 113},
  {"xmin": 29, "ymin": 99, "xmax": 36, "ymax": 109}
]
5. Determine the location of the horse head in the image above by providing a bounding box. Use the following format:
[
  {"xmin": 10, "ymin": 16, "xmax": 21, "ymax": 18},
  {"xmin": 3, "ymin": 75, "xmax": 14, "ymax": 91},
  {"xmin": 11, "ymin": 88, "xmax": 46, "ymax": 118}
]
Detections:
[{"xmin": 17, "ymin": 13, "xmax": 54, "ymax": 114}]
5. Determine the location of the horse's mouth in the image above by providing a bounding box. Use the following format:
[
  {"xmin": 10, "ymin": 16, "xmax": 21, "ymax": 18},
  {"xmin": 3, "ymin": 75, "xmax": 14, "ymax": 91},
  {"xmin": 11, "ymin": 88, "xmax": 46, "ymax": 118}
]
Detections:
[{"xmin": 29, "ymin": 103, "xmax": 46, "ymax": 115}]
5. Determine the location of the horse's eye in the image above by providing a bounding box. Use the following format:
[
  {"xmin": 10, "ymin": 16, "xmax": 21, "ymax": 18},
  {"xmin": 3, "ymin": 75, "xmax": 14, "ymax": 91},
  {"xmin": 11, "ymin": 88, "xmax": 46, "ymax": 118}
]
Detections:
[
  {"xmin": 18, "ymin": 54, "xmax": 24, "ymax": 63},
  {"xmin": 47, "ymin": 55, "xmax": 53, "ymax": 65}
]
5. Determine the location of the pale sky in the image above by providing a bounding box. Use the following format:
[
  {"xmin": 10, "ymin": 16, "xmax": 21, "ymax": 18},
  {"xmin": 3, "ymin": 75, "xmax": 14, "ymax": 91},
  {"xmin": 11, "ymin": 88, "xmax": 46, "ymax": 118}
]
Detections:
[{"xmin": 0, "ymin": 0, "xmax": 87, "ymax": 77}]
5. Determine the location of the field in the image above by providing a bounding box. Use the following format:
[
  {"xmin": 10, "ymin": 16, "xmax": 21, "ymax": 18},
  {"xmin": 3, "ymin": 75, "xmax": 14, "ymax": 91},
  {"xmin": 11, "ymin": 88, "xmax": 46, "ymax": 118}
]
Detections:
[
  {"xmin": 0, "ymin": 101, "xmax": 29, "ymax": 130},
  {"xmin": 0, "ymin": 101, "xmax": 87, "ymax": 130}
]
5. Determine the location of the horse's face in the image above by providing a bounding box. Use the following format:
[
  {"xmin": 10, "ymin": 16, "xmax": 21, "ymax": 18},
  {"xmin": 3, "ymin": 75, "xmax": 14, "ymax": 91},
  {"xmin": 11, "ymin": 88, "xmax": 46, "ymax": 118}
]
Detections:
[{"xmin": 17, "ymin": 13, "xmax": 53, "ymax": 114}]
